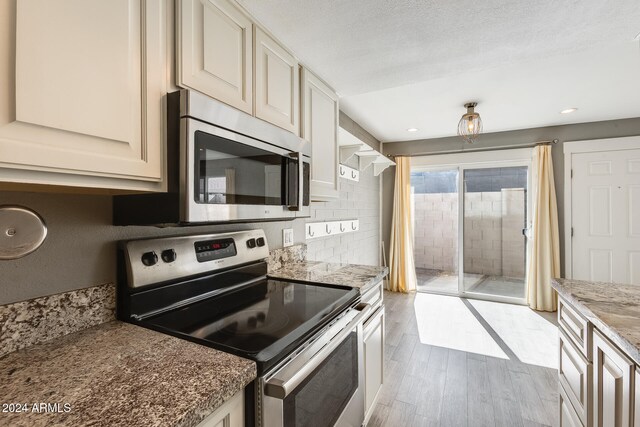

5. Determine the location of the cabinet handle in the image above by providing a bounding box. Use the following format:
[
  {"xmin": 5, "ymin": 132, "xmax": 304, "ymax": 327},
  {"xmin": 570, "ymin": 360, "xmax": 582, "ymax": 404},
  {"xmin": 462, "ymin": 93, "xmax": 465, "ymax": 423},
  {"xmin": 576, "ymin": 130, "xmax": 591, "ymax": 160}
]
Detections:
[
  {"xmin": 351, "ymin": 222, "xmax": 357, "ymax": 230},
  {"xmin": 351, "ymin": 170, "xmax": 357, "ymax": 179},
  {"xmin": 308, "ymin": 226, "xmax": 315, "ymax": 237},
  {"xmin": 340, "ymin": 224, "xmax": 346, "ymax": 232},
  {"xmin": 340, "ymin": 168, "xmax": 345, "ymax": 176},
  {"xmin": 326, "ymin": 224, "xmax": 332, "ymax": 235}
]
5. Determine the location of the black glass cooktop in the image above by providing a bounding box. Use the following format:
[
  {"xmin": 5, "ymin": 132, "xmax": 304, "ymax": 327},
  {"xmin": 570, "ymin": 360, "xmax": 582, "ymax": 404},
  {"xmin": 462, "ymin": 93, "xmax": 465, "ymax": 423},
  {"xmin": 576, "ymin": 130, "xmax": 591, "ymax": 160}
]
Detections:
[{"xmin": 143, "ymin": 278, "xmax": 358, "ymax": 373}]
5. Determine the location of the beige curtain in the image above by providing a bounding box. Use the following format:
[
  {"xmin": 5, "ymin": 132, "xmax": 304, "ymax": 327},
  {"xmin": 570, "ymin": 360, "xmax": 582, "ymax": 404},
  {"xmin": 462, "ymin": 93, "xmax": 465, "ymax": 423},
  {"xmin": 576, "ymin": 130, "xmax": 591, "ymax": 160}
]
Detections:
[
  {"xmin": 526, "ymin": 145, "xmax": 560, "ymax": 311},
  {"xmin": 389, "ymin": 157, "xmax": 417, "ymax": 293}
]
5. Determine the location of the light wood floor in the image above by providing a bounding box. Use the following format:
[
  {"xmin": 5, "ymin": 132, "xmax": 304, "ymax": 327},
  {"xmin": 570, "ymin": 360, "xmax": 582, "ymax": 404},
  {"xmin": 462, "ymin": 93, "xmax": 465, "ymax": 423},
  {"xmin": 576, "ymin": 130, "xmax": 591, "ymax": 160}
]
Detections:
[{"xmin": 368, "ymin": 291, "xmax": 559, "ymax": 427}]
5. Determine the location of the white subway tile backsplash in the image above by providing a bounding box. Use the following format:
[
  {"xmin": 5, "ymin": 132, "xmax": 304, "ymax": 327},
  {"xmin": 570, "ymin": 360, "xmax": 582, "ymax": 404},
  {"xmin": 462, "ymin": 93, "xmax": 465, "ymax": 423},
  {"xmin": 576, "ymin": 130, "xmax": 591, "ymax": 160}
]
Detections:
[{"xmin": 305, "ymin": 155, "xmax": 380, "ymax": 266}]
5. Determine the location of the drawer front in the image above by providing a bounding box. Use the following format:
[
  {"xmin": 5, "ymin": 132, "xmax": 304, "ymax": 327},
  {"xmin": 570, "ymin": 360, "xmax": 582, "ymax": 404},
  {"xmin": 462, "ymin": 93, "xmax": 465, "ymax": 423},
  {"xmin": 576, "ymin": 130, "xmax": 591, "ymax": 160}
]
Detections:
[
  {"xmin": 559, "ymin": 330, "xmax": 592, "ymax": 426},
  {"xmin": 559, "ymin": 382, "xmax": 585, "ymax": 427},
  {"xmin": 558, "ymin": 298, "xmax": 591, "ymax": 360},
  {"xmin": 361, "ymin": 281, "xmax": 383, "ymax": 309}
]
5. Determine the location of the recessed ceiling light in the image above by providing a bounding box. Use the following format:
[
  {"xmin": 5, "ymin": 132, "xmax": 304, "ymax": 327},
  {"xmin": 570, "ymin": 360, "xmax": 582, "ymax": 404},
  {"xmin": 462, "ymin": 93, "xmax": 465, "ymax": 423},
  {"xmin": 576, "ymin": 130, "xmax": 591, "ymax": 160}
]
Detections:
[
  {"xmin": 560, "ymin": 108, "xmax": 578, "ymax": 114},
  {"xmin": 407, "ymin": 128, "xmax": 418, "ymax": 132}
]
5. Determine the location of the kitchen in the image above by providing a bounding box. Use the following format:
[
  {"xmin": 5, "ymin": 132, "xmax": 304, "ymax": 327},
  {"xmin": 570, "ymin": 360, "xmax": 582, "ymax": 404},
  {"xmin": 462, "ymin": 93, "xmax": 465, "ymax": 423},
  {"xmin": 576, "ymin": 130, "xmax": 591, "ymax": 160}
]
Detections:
[{"xmin": 1, "ymin": 1, "xmax": 640, "ymax": 427}]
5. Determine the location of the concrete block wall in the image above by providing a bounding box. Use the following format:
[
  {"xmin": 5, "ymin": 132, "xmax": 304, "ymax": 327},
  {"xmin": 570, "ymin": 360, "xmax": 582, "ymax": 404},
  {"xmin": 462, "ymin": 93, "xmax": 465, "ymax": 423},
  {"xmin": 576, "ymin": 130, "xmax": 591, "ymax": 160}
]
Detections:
[
  {"xmin": 413, "ymin": 193, "xmax": 458, "ymax": 272},
  {"xmin": 414, "ymin": 189, "xmax": 525, "ymax": 278},
  {"xmin": 305, "ymin": 155, "xmax": 381, "ymax": 266},
  {"xmin": 501, "ymin": 189, "xmax": 526, "ymax": 278}
]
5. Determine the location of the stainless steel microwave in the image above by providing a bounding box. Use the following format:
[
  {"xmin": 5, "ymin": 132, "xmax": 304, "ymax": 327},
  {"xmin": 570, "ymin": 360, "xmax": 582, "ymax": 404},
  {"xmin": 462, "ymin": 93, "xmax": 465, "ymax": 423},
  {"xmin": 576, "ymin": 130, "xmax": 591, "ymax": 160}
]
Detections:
[{"xmin": 114, "ymin": 90, "xmax": 310, "ymax": 225}]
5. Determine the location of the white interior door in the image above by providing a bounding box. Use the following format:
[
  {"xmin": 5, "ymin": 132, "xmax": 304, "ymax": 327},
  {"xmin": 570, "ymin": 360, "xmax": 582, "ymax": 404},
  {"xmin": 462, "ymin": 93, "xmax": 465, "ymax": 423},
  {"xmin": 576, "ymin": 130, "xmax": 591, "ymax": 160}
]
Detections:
[{"xmin": 571, "ymin": 148, "xmax": 640, "ymax": 284}]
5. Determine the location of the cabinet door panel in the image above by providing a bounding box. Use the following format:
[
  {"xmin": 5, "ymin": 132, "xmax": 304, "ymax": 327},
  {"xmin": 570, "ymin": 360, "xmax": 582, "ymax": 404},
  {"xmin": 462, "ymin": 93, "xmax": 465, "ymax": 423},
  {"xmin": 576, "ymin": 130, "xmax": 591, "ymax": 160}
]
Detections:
[
  {"xmin": 559, "ymin": 383, "xmax": 585, "ymax": 427},
  {"xmin": 634, "ymin": 369, "xmax": 639, "ymax": 427},
  {"xmin": 592, "ymin": 329, "xmax": 634, "ymax": 427},
  {"xmin": 301, "ymin": 67, "xmax": 339, "ymax": 200},
  {"xmin": 0, "ymin": 0, "xmax": 167, "ymax": 191},
  {"xmin": 364, "ymin": 306, "xmax": 385, "ymax": 423},
  {"xmin": 559, "ymin": 331, "xmax": 592, "ymax": 426},
  {"xmin": 177, "ymin": 0, "xmax": 253, "ymax": 113},
  {"xmin": 254, "ymin": 27, "xmax": 299, "ymax": 134}
]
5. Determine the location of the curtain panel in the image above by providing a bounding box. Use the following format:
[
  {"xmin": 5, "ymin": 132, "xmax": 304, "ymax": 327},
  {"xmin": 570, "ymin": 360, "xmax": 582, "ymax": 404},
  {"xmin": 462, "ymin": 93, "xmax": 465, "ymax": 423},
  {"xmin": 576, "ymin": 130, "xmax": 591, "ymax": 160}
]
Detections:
[
  {"xmin": 389, "ymin": 157, "xmax": 417, "ymax": 293},
  {"xmin": 526, "ymin": 145, "xmax": 560, "ymax": 311}
]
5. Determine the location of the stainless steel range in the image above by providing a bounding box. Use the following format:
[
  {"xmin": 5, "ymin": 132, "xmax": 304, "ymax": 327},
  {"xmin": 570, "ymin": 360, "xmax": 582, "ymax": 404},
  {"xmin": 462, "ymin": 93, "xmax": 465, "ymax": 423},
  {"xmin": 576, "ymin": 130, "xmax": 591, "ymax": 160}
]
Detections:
[{"xmin": 117, "ymin": 230, "xmax": 369, "ymax": 427}]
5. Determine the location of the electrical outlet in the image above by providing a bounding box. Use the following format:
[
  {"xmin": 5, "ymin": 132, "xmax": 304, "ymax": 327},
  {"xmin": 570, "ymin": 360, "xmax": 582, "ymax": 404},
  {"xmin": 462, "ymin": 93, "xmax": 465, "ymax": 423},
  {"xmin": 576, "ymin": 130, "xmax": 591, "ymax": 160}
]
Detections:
[{"xmin": 283, "ymin": 228, "xmax": 294, "ymax": 247}]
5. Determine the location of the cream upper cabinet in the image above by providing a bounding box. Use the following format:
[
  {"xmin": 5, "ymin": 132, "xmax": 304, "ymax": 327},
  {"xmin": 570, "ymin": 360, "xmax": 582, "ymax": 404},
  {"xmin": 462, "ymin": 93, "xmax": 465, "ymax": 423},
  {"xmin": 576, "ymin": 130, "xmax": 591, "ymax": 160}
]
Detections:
[
  {"xmin": 0, "ymin": 0, "xmax": 168, "ymax": 192},
  {"xmin": 177, "ymin": 0, "xmax": 253, "ymax": 114},
  {"xmin": 254, "ymin": 27, "xmax": 299, "ymax": 135},
  {"xmin": 592, "ymin": 329, "xmax": 634, "ymax": 427},
  {"xmin": 301, "ymin": 67, "xmax": 339, "ymax": 200}
]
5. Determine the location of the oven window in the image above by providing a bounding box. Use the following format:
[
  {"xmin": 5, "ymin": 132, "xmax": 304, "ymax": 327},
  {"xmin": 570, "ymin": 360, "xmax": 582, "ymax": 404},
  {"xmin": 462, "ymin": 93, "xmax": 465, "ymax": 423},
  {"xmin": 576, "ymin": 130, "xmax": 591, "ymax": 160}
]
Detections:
[
  {"xmin": 283, "ymin": 332, "xmax": 358, "ymax": 427},
  {"xmin": 194, "ymin": 130, "xmax": 287, "ymax": 205}
]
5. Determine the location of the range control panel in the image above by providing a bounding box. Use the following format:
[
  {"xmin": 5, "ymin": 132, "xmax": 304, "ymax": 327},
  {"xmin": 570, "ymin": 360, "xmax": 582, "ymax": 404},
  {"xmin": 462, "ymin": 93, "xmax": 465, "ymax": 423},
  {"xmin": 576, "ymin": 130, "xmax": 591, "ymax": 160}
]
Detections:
[
  {"xmin": 122, "ymin": 229, "xmax": 269, "ymax": 289},
  {"xmin": 194, "ymin": 238, "xmax": 236, "ymax": 263}
]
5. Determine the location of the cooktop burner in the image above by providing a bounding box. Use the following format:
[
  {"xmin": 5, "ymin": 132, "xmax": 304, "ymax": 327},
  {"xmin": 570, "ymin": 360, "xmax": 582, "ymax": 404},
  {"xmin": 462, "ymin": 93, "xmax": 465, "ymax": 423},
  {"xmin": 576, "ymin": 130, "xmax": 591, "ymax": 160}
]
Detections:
[{"xmin": 143, "ymin": 278, "xmax": 357, "ymax": 373}]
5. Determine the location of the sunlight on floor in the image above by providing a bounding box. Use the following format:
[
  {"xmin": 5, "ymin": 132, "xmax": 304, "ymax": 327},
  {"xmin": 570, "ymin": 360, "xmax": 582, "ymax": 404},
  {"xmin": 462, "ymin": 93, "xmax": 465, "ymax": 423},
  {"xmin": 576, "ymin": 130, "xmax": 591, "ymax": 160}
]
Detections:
[
  {"xmin": 413, "ymin": 293, "xmax": 558, "ymax": 369},
  {"xmin": 413, "ymin": 293, "xmax": 509, "ymax": 360},
  {"xmin": 469, "ymin": 298, "xmax": 558, "ymax": 369}
]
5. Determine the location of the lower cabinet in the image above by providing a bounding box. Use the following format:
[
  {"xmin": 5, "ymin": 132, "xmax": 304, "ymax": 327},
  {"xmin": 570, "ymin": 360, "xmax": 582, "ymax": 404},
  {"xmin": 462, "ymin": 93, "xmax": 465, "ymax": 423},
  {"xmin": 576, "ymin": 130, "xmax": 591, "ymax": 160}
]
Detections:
[
  {"xmin": 559, "ymin": 330, "xmax": 592, "ymax": 426},
  {"xmin": 592, "ymin": 329, "xmax": 634, "ymax": 427},
  {"xmin": 560, "ymin": 382, "xmax": 586, "ymax": 427},
  {"xmin": 635, "ymin": 369, "xmax": 639, "ymax": 426},
  {"xmin": 196, "ymin": 390, "xmax": 244, "ymax": 427},
  {"xmin": 363, "ymin": 305, "xmax": 384, "ymax": 424}
]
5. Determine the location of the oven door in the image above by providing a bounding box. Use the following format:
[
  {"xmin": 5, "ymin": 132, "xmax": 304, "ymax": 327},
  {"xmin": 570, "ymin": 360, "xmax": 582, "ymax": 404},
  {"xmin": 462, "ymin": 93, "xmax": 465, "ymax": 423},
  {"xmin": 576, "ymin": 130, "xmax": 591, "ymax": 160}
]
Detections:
[
  {"xmin": 182, "ymin": 118, "xmax": 310, "ymax": 223},
  {"xmin": 260, "ymin": 304, "xmax": 371, "ymax": 427}
]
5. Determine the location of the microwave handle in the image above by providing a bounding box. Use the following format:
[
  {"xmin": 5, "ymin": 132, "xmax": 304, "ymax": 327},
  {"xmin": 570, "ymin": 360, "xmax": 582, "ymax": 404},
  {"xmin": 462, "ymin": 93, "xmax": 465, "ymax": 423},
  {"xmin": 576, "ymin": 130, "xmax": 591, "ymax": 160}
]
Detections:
[{"xmin": 288, "ymin": 151, "xmax": 304, "ymax": 211}]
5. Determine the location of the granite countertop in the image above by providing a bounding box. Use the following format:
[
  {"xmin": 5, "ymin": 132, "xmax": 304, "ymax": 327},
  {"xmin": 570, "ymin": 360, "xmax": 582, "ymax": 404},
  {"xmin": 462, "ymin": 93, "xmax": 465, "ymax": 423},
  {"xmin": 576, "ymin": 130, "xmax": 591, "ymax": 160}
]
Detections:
[
  {"xmin": 0, "ymin": 321, "xmax": 256, "ymax": 427},
  {"xmin": 268, "ymin": 261, "xmax": 388, "ymax": 293},
  {"xmin": 552, "ymin": 278, "xmax": 640, "ymax": 365}
]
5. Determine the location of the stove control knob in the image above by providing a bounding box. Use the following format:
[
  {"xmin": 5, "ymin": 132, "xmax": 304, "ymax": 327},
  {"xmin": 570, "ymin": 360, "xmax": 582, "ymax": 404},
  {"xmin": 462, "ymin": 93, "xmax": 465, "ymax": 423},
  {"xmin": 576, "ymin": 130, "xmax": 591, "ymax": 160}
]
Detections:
[
  {"xmin": 141, "ymin": 251, "xmax": 158, "ymax": 266},
  {"xmin": 246, "ymin": 238, "xmax": 257, "ymax": 248},
  {"xmin": 256, "ymin": 237, "xmax": 265, "ymax": 247},
  {"xmin": 161, "ymin": 249, "xmax": 177, "ymax": 263}
]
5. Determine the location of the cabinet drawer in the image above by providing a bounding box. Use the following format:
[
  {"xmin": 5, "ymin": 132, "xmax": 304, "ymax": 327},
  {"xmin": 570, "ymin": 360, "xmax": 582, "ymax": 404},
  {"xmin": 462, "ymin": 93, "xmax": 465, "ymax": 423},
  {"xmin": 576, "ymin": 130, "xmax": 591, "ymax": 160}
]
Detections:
[
  {"xmin": 559, "ymin": 330, "xmax": 592, "ymax": 426},
  {"xmin": 361, "ymin": 281, "xmax": 383, "ymax": 309},
  {"xmin": 558, "ymin": 298, "xmax": 591, "ymax": 360},
  {"xmin": 559, "ymin": 382, "xmax": 585, "ymax": 427}
]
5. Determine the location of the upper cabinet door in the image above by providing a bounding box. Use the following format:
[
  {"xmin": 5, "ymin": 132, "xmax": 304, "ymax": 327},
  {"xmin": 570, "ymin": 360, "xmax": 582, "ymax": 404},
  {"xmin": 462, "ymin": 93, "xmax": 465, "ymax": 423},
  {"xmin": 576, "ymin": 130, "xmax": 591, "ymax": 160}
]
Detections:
[
  {"xmin": 0, "ymin": 0, "xmax": 168, "ymax": 192},
  {"xmin": 177, "ymin": 0, "xmax": 253, "ymax": 114},
  {"xmin": 254, "ymin": 27, "xmax": 299, "ymax": 135},
  {"xmin": 302, "ymin": 67, "xmax": 339, "ymax": 200}
]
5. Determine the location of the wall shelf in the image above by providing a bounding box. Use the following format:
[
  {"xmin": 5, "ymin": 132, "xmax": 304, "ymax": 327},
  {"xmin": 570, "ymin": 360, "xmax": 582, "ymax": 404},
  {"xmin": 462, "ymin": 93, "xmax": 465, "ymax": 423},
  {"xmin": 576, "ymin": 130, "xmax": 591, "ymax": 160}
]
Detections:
[{"xmin": 338, "ymin": 126, "xmax": 395, "ymax": 174}]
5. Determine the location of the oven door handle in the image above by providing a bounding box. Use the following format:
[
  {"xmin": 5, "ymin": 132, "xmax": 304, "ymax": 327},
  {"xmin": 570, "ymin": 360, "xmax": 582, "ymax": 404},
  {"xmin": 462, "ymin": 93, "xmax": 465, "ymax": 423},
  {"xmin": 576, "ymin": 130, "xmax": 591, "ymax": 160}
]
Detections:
[
  {"xmin": 287, "ymin": 151, "xmax": 304, "ymax": 211},
  {"xmin": 264, "ymin": 303, "xmax": 372, "ymax": 399}
]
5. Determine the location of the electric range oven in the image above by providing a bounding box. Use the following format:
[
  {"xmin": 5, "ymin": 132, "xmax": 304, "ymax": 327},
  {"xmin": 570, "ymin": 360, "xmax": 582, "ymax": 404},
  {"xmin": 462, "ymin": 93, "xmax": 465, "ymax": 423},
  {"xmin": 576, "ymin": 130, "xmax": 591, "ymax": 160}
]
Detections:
[{"xmin": 117, "ymin": 230, "xmax": 368, "ymax": 427}]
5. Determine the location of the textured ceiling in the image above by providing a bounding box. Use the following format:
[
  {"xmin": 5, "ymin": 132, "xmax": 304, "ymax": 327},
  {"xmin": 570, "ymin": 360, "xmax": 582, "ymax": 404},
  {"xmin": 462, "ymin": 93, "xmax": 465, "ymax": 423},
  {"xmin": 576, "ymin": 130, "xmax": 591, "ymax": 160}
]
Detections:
[{"xmin": 238, "ymin": 0, "xmax": 640, "ymax": 141}]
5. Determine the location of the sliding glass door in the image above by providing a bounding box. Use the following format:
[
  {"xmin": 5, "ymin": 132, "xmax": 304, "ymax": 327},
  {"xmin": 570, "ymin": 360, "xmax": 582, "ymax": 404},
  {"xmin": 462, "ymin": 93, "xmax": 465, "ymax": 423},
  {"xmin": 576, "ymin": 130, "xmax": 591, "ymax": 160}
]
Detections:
[
  {"xmin": 461, "ymin": 166, "xmax": 529, "ymax": 302},
  {"xmin": 411, "ymin": 149, "xmax": 531, "ymax": 304},
  {"xmin": 411, "ymin": 168, "xmax": 459, "ymax": 295}
]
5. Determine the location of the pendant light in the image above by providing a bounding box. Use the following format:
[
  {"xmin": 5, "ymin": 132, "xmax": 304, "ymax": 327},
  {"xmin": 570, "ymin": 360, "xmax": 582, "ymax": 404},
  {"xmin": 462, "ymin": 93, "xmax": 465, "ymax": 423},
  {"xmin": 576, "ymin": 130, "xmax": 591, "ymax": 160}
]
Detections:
[{"xmin": 457, "ymin": 102, "xmax": 482, "ymax": 144}]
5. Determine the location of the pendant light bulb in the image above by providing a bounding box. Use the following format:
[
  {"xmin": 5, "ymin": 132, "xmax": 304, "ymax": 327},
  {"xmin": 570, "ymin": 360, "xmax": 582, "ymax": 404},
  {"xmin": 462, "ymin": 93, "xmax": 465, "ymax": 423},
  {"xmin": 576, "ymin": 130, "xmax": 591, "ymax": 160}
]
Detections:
[{"xmin": 457, "ymin": 102, "xmax": 482, "ymax": 144}]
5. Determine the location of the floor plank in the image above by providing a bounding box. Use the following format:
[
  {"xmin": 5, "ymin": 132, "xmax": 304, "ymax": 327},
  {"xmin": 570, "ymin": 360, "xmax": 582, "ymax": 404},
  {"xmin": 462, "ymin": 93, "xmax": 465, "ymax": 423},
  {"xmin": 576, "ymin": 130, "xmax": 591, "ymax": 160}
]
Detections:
[{"xmin": 369, "ymin": 290, "xmax": 559, "ymax": 427}]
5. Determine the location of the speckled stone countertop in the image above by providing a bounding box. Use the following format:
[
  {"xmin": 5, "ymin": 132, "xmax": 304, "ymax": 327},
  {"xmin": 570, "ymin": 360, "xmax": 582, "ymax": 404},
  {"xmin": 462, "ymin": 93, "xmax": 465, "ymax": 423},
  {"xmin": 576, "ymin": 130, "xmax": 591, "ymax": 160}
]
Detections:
[
  {"xmin": 268, "ymin": 261, "xmax": 388, "ymax": 293},
  {"xmin": 0, "ymin": 321, "xmax": 256, "ymax": 427},
  {"xmin": 552, "ymin": 278, "xmax": 640, "ymax": 365}
]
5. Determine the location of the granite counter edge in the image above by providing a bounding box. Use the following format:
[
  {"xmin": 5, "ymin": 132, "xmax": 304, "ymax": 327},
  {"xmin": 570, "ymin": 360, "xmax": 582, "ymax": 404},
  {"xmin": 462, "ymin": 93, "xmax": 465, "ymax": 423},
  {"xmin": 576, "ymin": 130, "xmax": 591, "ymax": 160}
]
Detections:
[{"xmin": 552, "ymin": 279, "xmax": 640, "ymax": 366}]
